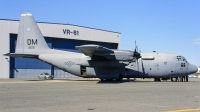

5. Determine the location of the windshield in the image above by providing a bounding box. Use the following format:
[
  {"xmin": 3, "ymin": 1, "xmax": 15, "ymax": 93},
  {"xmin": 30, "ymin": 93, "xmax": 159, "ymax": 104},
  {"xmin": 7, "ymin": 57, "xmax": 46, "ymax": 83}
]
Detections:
[{"xmin": 176, "ymin": 56, "xmax": 187, "ymax": 63}]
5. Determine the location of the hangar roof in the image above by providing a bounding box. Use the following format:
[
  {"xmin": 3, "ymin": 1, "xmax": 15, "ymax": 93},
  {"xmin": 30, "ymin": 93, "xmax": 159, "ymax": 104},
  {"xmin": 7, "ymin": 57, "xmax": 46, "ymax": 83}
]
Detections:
[
  {"xmin": 0, "ymin": 19, "xmax": 120, "ymax": 34},
  {"xmin": 0, "ymin": 19, "xmax": 120, "ymax": 44}
]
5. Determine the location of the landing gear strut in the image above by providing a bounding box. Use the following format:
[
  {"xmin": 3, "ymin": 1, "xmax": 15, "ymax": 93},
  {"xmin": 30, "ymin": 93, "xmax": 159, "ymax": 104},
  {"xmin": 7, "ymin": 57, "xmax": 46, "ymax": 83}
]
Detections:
[
  {"xmin": 182, "ymin": 76, "xmax": 188, "ymax": 82},
  {"xmin": 186, "ymin": 76, "xmax": 188, "ymax": 82},
  {"xmin": 154, "ymin": 78, "xmax": 161, "ymax": 82}
]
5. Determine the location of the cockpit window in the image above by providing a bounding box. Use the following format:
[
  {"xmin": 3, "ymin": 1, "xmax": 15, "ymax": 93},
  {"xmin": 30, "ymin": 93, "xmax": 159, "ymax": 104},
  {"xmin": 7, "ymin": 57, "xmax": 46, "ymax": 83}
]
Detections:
[
  {"xmin": 176, "ymin": 56, "xmax": 187, "ymax": 63},
  {"xmin": 181, "ymin": 63, "xmax": 185, "ymax": 67}
]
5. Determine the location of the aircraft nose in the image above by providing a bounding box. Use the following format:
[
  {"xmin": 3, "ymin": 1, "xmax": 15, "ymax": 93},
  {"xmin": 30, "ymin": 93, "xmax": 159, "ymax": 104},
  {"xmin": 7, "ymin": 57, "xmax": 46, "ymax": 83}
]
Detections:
[{"xmin": 187, "ymin": 64, "xmax": 198, "ymax": 74}]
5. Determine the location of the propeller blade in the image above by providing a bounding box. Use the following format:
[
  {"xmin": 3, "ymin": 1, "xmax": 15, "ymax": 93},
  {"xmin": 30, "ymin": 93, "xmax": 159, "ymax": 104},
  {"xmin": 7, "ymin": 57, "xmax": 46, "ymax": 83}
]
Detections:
[
  {"xmin": 141, "ymin": 58, "xmax": 145, "ymax": 74},
  {"xmin": 132, "ymin": 40, "xmax": 142, "ymax": 76},
  {"xmin": 135, "ymin": 41, "xmax": 136, "ymax": 49},
  {"xmin": 137, "ymin": 58, "xmax": 139, "ymax": 76},
  {"xmin": 136, "ymin": 45, "xmax": 138, "ymax": 52},
  {"xmin": 133, "ymin": 41, "xmax": 141, "ymax": 59}
]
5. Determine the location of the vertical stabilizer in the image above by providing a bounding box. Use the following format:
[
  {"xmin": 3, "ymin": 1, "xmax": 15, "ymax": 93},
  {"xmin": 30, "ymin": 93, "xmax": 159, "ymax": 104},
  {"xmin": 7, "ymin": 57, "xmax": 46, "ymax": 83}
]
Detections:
[{"xmin": 15, "ymin": 12, "xmax": 50, "ymax": 54}]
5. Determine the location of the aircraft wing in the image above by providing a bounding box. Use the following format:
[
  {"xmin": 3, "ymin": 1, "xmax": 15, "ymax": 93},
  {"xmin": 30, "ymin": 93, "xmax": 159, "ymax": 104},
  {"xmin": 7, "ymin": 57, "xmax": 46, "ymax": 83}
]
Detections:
[
  {"xmin": 4, "ymin": 53, "xmax": 38, "ymax": 58},
  {"xmin": 76, "ymin": 45, "xmax": 134, "ymax": 61},
  {"xmin": 76, "ymin": 45, "xmax": 113, "ymax": 56}
]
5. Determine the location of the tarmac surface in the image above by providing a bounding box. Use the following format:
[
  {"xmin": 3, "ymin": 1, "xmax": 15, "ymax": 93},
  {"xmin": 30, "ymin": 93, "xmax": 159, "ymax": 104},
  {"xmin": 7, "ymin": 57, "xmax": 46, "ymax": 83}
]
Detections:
[{"xmin": 0, "ymin": 78, "xmax": 200, "ymax": 112}]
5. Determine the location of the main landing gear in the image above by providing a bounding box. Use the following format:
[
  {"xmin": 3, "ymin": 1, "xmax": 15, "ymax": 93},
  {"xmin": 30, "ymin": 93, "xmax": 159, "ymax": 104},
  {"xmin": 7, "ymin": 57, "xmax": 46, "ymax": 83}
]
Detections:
[
  {"xmin": 154, "ymin": 78, "xmax": 161, "ymax": 82},
  {"xmin": 100, "ymin": 77, "xmax": 123, "ymax": 82}
]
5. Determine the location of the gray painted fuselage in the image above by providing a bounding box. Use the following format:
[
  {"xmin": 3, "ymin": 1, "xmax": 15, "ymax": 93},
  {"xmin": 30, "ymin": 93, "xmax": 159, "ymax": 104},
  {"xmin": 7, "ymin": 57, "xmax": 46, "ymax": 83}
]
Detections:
[{"xmin": 38, "ymin": 49, "xmax": 197, "ymax": 79}]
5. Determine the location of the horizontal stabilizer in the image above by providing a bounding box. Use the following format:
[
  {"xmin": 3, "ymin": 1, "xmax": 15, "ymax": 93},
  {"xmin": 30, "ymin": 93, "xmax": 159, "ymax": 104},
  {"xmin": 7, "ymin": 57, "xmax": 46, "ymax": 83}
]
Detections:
[{"xmin": 4, "ymin": 53, "xmax": 38, "ymax": 58}]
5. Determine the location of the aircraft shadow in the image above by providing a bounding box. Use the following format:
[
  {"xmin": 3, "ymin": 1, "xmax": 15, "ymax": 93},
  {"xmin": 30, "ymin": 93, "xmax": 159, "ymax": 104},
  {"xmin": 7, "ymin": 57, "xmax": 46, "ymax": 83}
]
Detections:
[{"xmin": 24, "ymin": 79, "xmax": 190, "ymax": 83}]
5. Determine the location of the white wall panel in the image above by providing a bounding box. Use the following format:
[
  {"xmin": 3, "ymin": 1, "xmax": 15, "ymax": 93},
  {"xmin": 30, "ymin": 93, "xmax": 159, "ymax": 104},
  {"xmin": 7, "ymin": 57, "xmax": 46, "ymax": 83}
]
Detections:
[{"xmin": 38, "ymin": 22, "xmax": 120, "ymax": 43}]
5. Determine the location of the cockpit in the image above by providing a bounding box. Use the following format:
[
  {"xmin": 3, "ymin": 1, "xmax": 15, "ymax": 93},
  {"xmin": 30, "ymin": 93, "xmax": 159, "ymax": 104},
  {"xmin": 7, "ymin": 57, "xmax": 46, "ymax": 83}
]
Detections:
[
  {"xmin": 176, "ymin": 56, "xmax": 188, "ymax": 67},
  {"xmin": 176, "ymin": 56, "xmax": 187, "ymax": 63},
  {"xmin": 176, "ymin": 55, "xmax": 197, "ymax": 74}
]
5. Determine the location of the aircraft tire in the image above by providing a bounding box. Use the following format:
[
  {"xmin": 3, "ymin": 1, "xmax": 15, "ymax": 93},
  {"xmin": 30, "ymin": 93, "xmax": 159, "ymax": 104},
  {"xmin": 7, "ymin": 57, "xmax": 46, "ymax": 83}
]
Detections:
[
  {"xmin": 154, "ymin": 78, "xmax": 161, "ymax": 82},
  {"xmin": 171, "ymin": 77, "xmax": 177, "ymax": 82},
  {"xmin": 100, "ymin": 78, "xmax": 122, "ymax": 82}
]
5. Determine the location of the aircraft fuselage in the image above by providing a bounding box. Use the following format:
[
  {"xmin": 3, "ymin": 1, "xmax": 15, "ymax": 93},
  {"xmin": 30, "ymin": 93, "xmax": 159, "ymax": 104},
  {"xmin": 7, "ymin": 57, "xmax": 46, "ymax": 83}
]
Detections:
[{"xmin": 38, "ymin": 50, "xmax": 197, "ymax": 80}]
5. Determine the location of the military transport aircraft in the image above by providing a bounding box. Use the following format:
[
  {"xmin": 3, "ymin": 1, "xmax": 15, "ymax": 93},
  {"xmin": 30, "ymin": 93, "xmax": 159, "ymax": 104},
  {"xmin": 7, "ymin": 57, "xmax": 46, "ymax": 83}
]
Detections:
[{"xmin": 4, "ymin": 13, "xmax": 198, "ymax": 82}]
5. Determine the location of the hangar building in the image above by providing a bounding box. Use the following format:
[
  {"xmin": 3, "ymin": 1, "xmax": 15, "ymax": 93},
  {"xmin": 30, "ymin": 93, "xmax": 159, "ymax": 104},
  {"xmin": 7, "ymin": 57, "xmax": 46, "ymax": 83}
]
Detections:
[{"xmin": 0, "ymin": 19, "xmax": 120, "ymax": 78}]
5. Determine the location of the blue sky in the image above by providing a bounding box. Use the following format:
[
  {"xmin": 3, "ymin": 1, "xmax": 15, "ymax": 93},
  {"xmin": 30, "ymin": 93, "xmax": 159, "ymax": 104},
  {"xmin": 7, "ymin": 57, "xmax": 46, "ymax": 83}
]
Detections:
[{"xmin": 1, "ymin": 0, "xmax": 200, "ymax": 66}]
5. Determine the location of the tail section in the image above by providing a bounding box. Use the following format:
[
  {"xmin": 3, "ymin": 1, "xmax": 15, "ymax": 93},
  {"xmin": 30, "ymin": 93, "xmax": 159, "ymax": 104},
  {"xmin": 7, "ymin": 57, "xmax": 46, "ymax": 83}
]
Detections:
[{"xmin": 15, "ymin": 12, "xmax": 50, "ymax": 54}]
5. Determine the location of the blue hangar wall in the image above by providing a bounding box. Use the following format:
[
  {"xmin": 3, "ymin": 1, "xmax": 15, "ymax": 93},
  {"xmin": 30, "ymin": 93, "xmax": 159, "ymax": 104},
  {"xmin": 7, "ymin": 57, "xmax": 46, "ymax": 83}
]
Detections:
[{"xmin": 9, "ymin": 34, "xmax": 118, "ymax": 78}]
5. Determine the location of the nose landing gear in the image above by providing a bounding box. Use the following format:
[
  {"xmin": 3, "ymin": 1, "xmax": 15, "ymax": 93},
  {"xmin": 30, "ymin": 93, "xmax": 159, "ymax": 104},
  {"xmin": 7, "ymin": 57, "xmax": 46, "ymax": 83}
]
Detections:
[{"xmin": 171, "ymin": 76, "xmax": 188, "ymax": 82}]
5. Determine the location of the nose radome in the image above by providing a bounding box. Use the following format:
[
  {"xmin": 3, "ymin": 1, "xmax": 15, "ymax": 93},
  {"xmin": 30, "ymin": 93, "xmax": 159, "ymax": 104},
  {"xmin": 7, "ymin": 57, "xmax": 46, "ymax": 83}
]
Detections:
[{"xmin": 187, "ymin": 64, "xmax": 198, "ymax": 74}]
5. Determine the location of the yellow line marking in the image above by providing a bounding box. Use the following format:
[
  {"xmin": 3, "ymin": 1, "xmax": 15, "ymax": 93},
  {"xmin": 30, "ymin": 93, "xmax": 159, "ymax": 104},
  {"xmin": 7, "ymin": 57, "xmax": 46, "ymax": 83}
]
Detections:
[{"xmin": 164, "ymin": 108, "xmax": 200, "ymax": 112}]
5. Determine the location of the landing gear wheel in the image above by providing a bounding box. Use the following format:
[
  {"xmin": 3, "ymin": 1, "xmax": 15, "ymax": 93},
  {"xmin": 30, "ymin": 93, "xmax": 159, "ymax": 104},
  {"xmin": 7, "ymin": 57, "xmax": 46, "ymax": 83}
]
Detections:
[{"xmin": 171, "ymin": 77, "xmax": 177, "ymax": 82}]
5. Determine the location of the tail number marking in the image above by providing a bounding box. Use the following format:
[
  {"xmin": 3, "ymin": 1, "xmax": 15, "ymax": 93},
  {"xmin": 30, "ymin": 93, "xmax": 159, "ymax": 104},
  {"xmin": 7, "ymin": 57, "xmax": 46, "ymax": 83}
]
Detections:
[{"xmin": 27, "ymin": 39, "xmax": 37, "ymax": 49}]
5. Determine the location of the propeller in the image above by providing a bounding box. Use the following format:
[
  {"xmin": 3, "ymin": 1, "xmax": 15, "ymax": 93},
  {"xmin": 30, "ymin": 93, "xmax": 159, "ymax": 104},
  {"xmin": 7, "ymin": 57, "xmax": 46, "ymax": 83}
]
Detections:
[
  {"xmin": 133, "ymin": 41, "xmax": 141, "ymax": 76},
  {"xmin": 138, "ymin": 47, "xmax": 145, "ymax": 75},
  {"xmin": 133, "ymin": 41, "xmax": 141, "ymax": 59}
]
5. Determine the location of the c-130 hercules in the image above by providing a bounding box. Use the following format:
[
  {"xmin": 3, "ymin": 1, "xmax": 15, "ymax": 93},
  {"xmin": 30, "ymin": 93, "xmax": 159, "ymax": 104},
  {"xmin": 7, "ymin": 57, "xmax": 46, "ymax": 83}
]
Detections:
[{"xmin": 4, "ymin": 13, "xmax": 198, "ymax": 82}]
